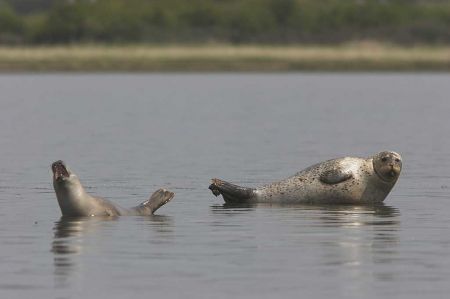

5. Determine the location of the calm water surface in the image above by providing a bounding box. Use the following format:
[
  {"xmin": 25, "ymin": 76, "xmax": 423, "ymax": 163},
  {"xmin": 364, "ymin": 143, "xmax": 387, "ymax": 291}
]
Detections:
[{"xmin": 0, "ymin": 73, "xmax": 449, "ymax": 298}]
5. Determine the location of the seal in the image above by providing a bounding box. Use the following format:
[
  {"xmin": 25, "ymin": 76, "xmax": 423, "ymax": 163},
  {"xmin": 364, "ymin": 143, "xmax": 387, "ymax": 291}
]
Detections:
[
  {"xmin": 52, "ymin": 160, "xmax": 174, "ymax": 216},
  {"xmin": 209, "ymin": 151, "xmax": 402, "ymax": 204}
]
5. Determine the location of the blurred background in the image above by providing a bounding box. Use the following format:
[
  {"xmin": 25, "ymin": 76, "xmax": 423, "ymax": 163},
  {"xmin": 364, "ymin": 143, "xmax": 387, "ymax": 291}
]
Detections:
[
  {"xmin": 0, "ymin": 0, "xmax": 449, "ymax": 45},
  {"xmin": 0, "ymin": 0, "xmax": 449, "ymax": 71}
]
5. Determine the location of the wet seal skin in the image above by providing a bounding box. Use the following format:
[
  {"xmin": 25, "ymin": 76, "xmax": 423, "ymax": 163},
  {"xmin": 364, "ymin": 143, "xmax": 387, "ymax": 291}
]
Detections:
[
  {"xmin": 209, "ymin": 151, "xmax": 402, "ymax": 205},
  {"xmin": 52, "ymin": 160, "xmax": 174, "ymax": 217}
]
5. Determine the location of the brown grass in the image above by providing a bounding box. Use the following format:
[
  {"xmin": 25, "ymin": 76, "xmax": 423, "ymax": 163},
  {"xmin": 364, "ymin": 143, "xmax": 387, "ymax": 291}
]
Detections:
[{"xmin": 0, "ymin": 43, "xmax": 449, "ymax": 71}]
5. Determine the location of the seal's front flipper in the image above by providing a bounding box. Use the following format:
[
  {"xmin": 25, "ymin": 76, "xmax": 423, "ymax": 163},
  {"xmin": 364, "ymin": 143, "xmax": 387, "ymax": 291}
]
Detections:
[
  {"xmin": 320, "ymin": 168, "xmax": 353, "ymax": 185},
  {"xmin": 135, "ymin": 189, "xmax": 174, "ymax": 215},
  {"xmin": 209, "ymin": 178, "xmax": 254, "ymax": 203}
]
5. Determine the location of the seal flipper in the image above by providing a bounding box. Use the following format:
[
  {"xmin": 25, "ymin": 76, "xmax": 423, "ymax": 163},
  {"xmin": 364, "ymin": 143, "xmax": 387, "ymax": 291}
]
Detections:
[
  {"xmin": 320, "ymin": 168, "xmax": 353, "ymax": 185},
  {"xmin": 133, "ymin": 189, "xmax": 174, "ymax": 215},
  {"xmin": 209, "ymin": 178, "xmax": 255, "ymax": 203}
]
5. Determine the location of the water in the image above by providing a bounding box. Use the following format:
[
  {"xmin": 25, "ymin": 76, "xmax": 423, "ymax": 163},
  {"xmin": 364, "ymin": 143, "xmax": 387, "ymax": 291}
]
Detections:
[{"xmin": 0, "ymin": 73, "xmax": 449, "ymax": 298}]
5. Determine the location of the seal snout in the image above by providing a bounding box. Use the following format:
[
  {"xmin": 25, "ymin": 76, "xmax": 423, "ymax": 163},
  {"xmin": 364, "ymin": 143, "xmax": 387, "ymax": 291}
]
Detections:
[
  {"xmin": 389, "ymin": 166, "xmax": 399, "ymax": 178},
  {"xmin": 390, "ymin": 164, "xmax": 401, "ymax": 177},
  {"xmin": 52, "ymin": 160, "xmax": 70, "ymax": 180},
  {"xmin": 209, "ymin": 178, "xmax": 223, "ymax": 196}
]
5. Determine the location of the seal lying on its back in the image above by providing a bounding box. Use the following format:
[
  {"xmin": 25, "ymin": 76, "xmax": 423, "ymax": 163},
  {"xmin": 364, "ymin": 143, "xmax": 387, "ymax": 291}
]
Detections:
[
  {"xmin": 209, "ymin": 151, "xmax": 402, "ymax": 204},
  {"xmin": 52, "ymin": 160, "xmax": 174, "ymax": 216}
]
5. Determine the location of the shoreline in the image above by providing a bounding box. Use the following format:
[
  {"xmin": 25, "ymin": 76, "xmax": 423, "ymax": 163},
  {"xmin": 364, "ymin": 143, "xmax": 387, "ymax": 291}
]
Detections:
[{"xmin": 0, "ymin": 44, "xmax": 449, "ymax": 72}]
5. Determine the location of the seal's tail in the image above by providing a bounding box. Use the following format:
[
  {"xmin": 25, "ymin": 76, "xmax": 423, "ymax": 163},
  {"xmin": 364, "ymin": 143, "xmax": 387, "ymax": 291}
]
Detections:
[
  {"xmin": 209, "ymin": 178, "xmax": 254, "ymax": 203},
  {"xmin": 137, "ymin": 189, "xmax": 174, "ymax": 215}
]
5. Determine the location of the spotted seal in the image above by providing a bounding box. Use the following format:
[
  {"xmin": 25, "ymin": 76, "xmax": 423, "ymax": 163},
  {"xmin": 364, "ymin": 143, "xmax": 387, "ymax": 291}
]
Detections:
[
  {"xmin": 209, "ymin": 151, "xmax": 402, "ymax": 204},
  {"xmin": 52, "ymin": 160, "xmax": 174, "ymax": 216}
]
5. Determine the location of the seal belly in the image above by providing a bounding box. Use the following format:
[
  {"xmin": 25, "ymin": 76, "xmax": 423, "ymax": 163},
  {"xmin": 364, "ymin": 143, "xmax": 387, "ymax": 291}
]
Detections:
[{"xmin": 255, "ymin": 159, "xmax": 370, "ymax": 204}]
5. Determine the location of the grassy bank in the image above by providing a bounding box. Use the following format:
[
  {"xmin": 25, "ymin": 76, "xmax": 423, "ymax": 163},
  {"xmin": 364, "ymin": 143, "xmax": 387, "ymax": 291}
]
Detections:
[{"xmin": 0, "ymin": 44, "xmax": 449, "ymax": 71}]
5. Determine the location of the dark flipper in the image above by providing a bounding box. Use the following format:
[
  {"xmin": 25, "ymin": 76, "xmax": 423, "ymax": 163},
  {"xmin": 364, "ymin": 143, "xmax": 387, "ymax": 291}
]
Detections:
[
  {"xmin": 134, "ymin": 189, "xmax": 174, "ymax": 215},
  {"xmin": 319, "ymin": 169, "xmax": 353, "ymax": 185},
  {"xmin": 209, "ymin": 178, "xmax": 255, "ymax": 203}
]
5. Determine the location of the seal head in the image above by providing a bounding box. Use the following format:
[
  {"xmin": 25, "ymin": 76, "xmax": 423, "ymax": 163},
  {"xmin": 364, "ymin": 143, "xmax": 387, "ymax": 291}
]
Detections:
[
  {"xmin": 52, "ymin": 160, "xmax": 95, "ymax": 216},
  {"xmin": 372, "ymin": 151, "xmax": 402, "ymax": 183},
  {"xmin": 52, "ymin": 160, "xmax": 70, "ymax": 182}
]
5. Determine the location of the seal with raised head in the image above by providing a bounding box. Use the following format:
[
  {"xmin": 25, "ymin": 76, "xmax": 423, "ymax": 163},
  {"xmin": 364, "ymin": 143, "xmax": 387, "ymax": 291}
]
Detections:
[
  {"xmin": 209, "ymin": 151, "xmax": 402, "ymax": 204},
  {"xmin": 52, "ymin": 160, "xmax": 174, "ymax": 216}
]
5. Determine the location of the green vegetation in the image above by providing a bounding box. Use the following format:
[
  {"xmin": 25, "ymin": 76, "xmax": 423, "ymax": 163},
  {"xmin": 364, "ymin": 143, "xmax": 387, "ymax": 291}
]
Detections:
[
  {"xmin": 0, "ymin": 44, "xmax": 448, "ymax": 71},
  {"xmin": 0, "ymin": 0, "xmax": 449, "ymax": 45},
  {"xmin": 1, "ymin": 1, "xmax": 448, "ymax": 71},
  {"xmin": 0, "ymin": 1, "xmax": 24, "ymax": 43}
]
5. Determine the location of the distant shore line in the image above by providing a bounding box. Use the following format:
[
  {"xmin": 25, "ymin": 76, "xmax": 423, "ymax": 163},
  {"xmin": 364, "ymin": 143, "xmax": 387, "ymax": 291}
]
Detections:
[{"xmin": 0, "ymin": 44, "xmax": 449, "ymax": 72}]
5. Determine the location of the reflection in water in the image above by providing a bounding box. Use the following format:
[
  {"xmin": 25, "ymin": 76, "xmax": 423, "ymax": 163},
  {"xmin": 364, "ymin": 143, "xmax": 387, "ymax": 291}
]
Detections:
[
  {"xmin": 211, "ymin": 202, "xmax": 399, "ymax": 224},
  {"xmin": 312, "ymin": 204, "xmax": 400, "ymax": 227},
  {"xmin": 51, "ymin": 215, "xmax": 174, "ymax": 288},
  {"xmin": 211, "ymin": 203, "xmax": 256, "ymax": 213},
  {"xmin": 137, "ymin": 215, "xmax": 174, "ymax": 234},
  {"xmin": 310, "ymin": 204, "xmax": 400, "ymax": 295},
  {"xmin": 210, "ymin": 202, "xmax": 400, "ymax": 291},
  {"xmin": 52, "ymin": 216, "xmax": 112, "ymax": 288}
]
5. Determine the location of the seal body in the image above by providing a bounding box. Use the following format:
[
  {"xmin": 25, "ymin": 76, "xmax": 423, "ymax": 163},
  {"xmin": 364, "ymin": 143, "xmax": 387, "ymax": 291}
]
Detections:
[
  {"xmin": 209, "ymin": 151, "xmax": 402, "ymax": 204},
  {"xmin": 52, "ymin": 160, "xmax": 174, "ymax": 217}
]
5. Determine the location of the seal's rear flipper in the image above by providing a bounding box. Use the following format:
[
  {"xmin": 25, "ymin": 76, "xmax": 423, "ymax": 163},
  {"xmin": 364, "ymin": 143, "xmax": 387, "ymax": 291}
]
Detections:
[
  {"xmin": 209, "ymin": 178, "xmax": 254, "ymax": 203},
  {"xmin": 135, "ymin": 189, "xmax": 174, "ymax": 215}
]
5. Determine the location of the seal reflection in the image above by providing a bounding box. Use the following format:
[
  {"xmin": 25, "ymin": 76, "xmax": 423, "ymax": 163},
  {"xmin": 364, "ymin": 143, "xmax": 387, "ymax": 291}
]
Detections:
[
  {"xmin": 210, "ymin": 202, "xmax": 400, "ymax": 290},
  {"xmin": 51, "ymin": 215, "xmax": 174, "ymax": 288},
  {"xmin": 314, "ymin": 204, "xmax": 400, "ymax": 294},
  {"xmin": 52, "ymin": 216, "xmax": 115, "ymax": 288}
]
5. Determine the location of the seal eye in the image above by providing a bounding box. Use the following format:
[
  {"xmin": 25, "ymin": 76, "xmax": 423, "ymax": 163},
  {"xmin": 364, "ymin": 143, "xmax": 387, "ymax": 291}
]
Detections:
[
  {"xmin": 381, "ymin": 157, "xmax": 388, "ymax": 162},
  {"xmin": 395, "ymin": 158, "xmax": 400, "ymax": 163}
]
